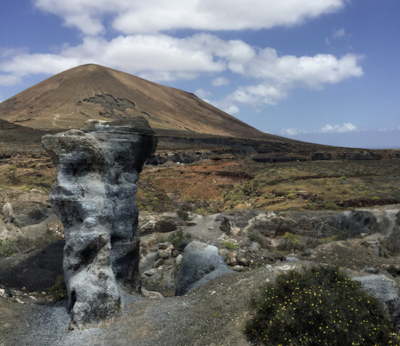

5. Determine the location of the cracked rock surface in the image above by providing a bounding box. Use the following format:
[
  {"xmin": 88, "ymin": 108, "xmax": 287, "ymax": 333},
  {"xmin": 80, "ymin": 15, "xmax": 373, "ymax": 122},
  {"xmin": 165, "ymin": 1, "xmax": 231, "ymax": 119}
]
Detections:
[{"xmin": 42, "ymin": 122, "xmax": 156, "ymax": 327}]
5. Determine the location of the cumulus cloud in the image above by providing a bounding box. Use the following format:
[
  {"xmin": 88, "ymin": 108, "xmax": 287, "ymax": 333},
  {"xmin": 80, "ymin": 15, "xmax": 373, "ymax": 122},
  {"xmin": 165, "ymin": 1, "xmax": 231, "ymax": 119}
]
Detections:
[
  {"xmin": 281, "ymin": 123, "xmax": 358, "ymax": 136},
  {"xmin": 195, "ymin": 88, "xmax": 212, "ymax": 99},
  {"xmin": 34, "ymin": 0, "xmax": 345, "ymax": 35},
  {"xmin": 320, "ymin": 122, "xmax": 357, "ymax": 133},
  {"xmin": 212, "ymin": 77, "xmax": 229, "ymax": 86},
  {"xmin": 0, "ymin": 34, "xmax": 363, "ymax": 93},
  {"xmin": 223, "ymin": 105, "xmax": 240, "ymax": 115}
]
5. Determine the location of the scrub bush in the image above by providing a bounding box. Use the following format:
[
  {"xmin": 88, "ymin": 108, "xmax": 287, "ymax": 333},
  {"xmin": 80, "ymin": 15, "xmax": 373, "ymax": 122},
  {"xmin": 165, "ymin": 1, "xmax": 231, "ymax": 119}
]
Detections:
[{"xmin": 244, "ymin": 265, "xmax": 400, "ymax": 345}]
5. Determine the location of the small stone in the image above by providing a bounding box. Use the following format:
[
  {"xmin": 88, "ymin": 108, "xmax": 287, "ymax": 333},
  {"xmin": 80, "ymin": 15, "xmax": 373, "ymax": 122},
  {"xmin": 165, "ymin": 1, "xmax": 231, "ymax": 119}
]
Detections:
[
  {"xmin": 153, "ymin": 258, "xmax": 165, "ymax": 268},
  {"xmin": 157, "ymin": 249, "xmax": 171, "ymax": 260},
  {"xmin": 225, "ymin": 252, "xmax": 237, "ymax": 266},
  {"xmin": 0, "ymin": 289, "xmax": 5, "ymax": 297},
  {"xmin": 175, "ymin": 254, "xmax": 183, "ymax": 267},
  {"xmin": 144, "ymin": 269, "xmax": 156, "ymax": 277},
  {"xmin": 285, "ymin": 257, "xmax": 300, "ymax": 262},
  {"xmin": 141, "ymin": 288, "xmax": 164, "ymax": 300},
  {"xmin": 29, "ymin": 296, "xmax": 37, "ymax": 300},
  {"xmin": 218, "ymin": 248, "xmax": 229, "ymax": 261},
  {"xmin": 15, "ymin": 298, "xmax": 24, "ymax": 304},
  {"xmin": 361, "ymin": 267, "xmax": 379, "ymax": 274},
  {"xmin": 231, "ymin": 265, "xmax": 243, "ymax": 272},
  {"xmin": 157, "ymin": 242, "xmax": 170, "ymax": 250}
]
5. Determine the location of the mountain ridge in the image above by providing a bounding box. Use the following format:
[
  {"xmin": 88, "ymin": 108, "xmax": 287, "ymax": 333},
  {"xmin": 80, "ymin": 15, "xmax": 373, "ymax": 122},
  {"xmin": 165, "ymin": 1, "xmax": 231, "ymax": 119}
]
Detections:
[{"xmin": 0, "ymin": 64, "xmax": 263, "ymax": 138}]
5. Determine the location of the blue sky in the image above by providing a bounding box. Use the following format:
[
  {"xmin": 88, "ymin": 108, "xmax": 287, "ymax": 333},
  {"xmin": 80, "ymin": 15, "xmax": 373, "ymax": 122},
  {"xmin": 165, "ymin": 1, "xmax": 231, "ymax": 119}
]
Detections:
[{"xmin": 0, "ymin": 0, "xmax": 399, "ymax": 148}]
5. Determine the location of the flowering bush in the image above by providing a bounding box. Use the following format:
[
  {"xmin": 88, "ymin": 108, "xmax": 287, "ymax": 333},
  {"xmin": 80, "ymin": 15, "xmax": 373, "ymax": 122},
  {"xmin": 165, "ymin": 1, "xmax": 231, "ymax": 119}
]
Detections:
[{"xmin": 244, "ymin": 265, "xmax": 400, "ymax": 345}]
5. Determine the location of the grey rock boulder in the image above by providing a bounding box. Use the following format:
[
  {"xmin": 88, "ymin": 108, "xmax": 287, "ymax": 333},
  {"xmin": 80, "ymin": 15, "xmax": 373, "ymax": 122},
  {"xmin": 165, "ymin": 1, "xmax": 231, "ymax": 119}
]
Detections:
[
  {"xmin": 42, "ymin": 121, "xmax": 156, "ymax": 327},
  {"xmin": 0, "ymin": 240, "xmax": 64, "ymax": 292},
  {"xmin": 175, "ymin": 241, "xmax": 233, "ymax": 296},
  {"xmin": 353, "ymin": 275, "xmax": 400, "ymax": 328},
  {"xmin": 244, "ymin": 212, "xmax": 298, "ymax": 238}
]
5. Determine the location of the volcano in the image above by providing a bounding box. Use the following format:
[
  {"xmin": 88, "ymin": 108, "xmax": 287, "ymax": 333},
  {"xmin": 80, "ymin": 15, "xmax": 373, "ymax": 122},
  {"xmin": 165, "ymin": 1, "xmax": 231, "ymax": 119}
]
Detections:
[{"xmin": 0, "ymin": 64, "xmax": 263, "ymax": 138}]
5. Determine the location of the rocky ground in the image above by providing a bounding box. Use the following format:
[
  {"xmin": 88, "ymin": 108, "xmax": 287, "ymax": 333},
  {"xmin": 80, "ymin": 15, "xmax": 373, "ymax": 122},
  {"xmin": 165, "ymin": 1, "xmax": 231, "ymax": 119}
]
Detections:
[
  {"xmin": 1, "ymin": 203, "xmax": 400, "ymax": 345},
  {"xmin": 1, "ymin": 153, "xmax": 400, "ymax": 345}
]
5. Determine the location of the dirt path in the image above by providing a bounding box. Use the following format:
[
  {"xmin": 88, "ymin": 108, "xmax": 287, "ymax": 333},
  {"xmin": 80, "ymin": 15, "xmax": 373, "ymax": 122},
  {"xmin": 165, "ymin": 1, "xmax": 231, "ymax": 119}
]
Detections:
[{"xmin": 0, "ymin": 264, "xmax": 287, "ymax": 346}]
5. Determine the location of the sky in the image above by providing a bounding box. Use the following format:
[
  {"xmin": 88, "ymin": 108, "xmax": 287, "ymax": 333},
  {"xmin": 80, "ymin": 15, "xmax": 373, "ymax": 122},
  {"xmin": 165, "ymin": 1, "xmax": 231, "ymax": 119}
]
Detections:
[{"xmin": 0, "ymin": 0, "xmax": 399, "ymax": 149}]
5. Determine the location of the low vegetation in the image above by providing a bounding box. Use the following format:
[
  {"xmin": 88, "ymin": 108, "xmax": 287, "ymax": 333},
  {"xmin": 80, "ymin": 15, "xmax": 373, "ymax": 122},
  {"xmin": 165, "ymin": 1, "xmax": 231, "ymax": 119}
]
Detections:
[{"xmin": 244, "ymin": 265, "xmax": 400, "ymax": 345}]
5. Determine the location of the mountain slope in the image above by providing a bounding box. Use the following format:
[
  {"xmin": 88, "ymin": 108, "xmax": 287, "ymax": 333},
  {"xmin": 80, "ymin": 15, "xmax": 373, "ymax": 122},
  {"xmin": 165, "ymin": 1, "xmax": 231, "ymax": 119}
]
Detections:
[{"xmin": 0, "ymin": 64, "xmax": 262, "ymax": 138}]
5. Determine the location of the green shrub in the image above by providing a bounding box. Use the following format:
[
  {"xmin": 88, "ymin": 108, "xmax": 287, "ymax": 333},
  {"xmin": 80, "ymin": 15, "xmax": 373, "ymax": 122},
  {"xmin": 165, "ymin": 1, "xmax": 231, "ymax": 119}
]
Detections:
[
  {"xmin": 21, "ymin": 185, "xmax": 30, "ymax": 191},
  {"xmin": 8, "ymin": 166, "xmax": 17, "ymax": 171},
  {"xmin": 371, "ymin": 196, "xmax": 380, "ymax": 200},
  {"xmin": 221, "ymin": 241, "xmax": 239, "ymax": 250},
  {"xmin": 0, "ymin": 239, "xmax": 16, "ymax": 256},
  {"xmin": 244, "ymin": 265, "xmax": 400, "ymax": 345},
  {"xmin": 325, "ymin": 202, "xmax": 340, "ymax": 211},
  {"xmin": 168, "ymin": 229, "xmax": 192, "ymax": 247},
  {"xmin": 287, "ymin": 193, "xmax": 295, "ymax": 199}
]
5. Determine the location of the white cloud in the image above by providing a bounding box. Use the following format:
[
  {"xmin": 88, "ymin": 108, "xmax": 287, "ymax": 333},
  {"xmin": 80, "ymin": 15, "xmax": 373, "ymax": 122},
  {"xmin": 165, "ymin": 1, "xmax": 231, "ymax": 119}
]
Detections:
[
  {"xmin": 0, "ymin": 35, "xmax": 226, "ymax": 82},
  {"xmin": 34, "ymin": 0, "xmax": 345, "ymax": 35},
  {"xmin": 0, "ymin": 74, "xmax": 22, "ymax": 86},
  {"xmin": 223, "ymin": 105, "xmax": 240, "ymax": 115},
  {"xmin": 221, "ymin": 51, "xmax": 363, "ymax": 106},
  {"xmin": 333, "ymin": 28, "xmax": 346, "ymax": 38},
  {"xmin": 195, "ymin": 88, "xmax": 212, "ymax": 99},
  {"xmin": 281, "ymin": 122, "xmax": 358, "ymax": 136},
  {"xmin": 0, "ymin": 34, "xmax": 363, "ymax": 93},
  {"xmin": 282, "ymin": 128, "xmax": 299, "ymax": 136},
  {"xmin": 212, "ymin": 77, "xmax": 229, "ymax": 86},
  {"xmin": 227, "ymin": 84, "xmax": 287, "ymax": 106},
  {"xmin": 320, "ymin": 123, "xmax": 357, "ymax": 133}
]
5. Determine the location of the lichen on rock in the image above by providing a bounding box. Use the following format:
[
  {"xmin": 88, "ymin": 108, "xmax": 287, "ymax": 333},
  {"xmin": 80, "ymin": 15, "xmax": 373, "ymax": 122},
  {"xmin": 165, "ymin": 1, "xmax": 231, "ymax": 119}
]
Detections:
[{"xmin": 42, "ymin": 120, "xmax": 157, "ymax": 327}]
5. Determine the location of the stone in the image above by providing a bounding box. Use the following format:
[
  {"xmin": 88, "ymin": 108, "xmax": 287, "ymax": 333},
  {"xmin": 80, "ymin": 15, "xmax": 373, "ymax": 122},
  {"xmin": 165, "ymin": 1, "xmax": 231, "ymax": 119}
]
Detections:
[
  {"xmin": 244, "ymin": 212, "xmax": 298, "ymax": 238},
  {"xmin": 153, "ymin": 258, "xmax": 165, "ymax": 268},
  {"xmin": 154, "ymin": 213, "xmax": 183, "ymax": 233},
  {"xmin": 0, "ymin": 240, "xmax": 64, "ymax": 292},
  {"xmin": 144, "ymin": 269, "xmax": 156, "ymax": 277},
  {"xmin": 175, "ymin": 254, "xmax": 183, "ymax": 267},
  {"xmin": 219, "ymin": 216, "xmax": 231, "ymax": 233},
  {"xmin": 138, "ymin": 213, "xmax": 183, "ymax": 235},
  {"xmin": 175, "ymin": 241, "xmax": 233, "ymax": 296},
  {"xmin": 302, "ymin": 248, "xmax": 313, "ymax": 256},
  {"xmin": 157, "ymin": 242, "xmax": 171, "ymax": 250},
  {"xmin": 0, "ymin": 288, "xmax": 5, "ymax": 297},
  {"xmin": 285, "ymin": 257, "xmax": 300, "ymax": 262},
  {"xmin": 248, "ymin": 241, "xmax": 261, "ymax": 251},
  {"xmin": 141, "ymin": 288, "xmax": 164, "ymax": 300},
  {"xmin": 171, "ymin": 249, "xmax": 180, "ymax": 258},
  {"xmin": 225, "ymin": 252, "xmax": 237, "ymax": 266},
  {"xmin": 42, "ymin": 120, "xmax": 156, "ymax": 327},
  {"xmin": 218, "ymin": 248, "xmax": 229, "ymax": 261},
  {"xmin": 157, "ymin": 250, "xmax": 171, "ymax": 260},
  {"xmin": 353, "ymin": 275, "xmax": 400, "ymax": 328},
  {"xmin": 231, "ymin": 265, "xmax": 243, "ymax": 272},
  {"xmin": 361, "ymin": 267, "xmax": 379, "ymax": 274},
  {"xmin": 236, "ymin": 251, "xmax": 252, "ymax": 266}
]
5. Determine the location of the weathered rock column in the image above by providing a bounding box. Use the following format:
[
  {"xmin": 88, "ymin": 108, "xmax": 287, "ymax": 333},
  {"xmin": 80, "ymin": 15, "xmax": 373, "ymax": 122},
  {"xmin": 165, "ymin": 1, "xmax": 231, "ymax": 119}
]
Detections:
[{"xmin": 42, "ymin": 122, "xmax": 156, "ymax": 327}]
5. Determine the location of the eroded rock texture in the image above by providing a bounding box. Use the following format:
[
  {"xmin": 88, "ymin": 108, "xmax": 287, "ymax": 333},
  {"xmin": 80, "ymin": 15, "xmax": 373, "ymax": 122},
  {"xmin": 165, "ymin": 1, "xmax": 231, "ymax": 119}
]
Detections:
[{"xmin": 42, "ymin": 121, "xmax": 156, "ymax": 327}]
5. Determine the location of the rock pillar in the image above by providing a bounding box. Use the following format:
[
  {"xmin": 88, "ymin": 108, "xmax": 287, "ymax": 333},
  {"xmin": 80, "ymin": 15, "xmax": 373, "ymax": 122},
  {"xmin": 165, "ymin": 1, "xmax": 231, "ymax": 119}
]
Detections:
[{"xmin": 42, "ymin": 121, "xmax": 156, "ymax": 327}]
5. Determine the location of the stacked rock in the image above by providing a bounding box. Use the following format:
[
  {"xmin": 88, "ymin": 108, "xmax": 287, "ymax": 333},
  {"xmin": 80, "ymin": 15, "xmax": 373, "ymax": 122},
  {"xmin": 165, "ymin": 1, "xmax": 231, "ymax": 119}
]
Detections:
[{"xmin": 42, "ymin": 119, "xmax": 157, "ymax": 327}]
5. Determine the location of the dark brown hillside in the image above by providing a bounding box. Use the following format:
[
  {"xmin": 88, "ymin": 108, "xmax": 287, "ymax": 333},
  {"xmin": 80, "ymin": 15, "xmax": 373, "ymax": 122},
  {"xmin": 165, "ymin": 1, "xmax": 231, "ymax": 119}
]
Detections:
[{"xmin": 0, "ymin": 64, "xmax": 262, "ymax": 138}]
